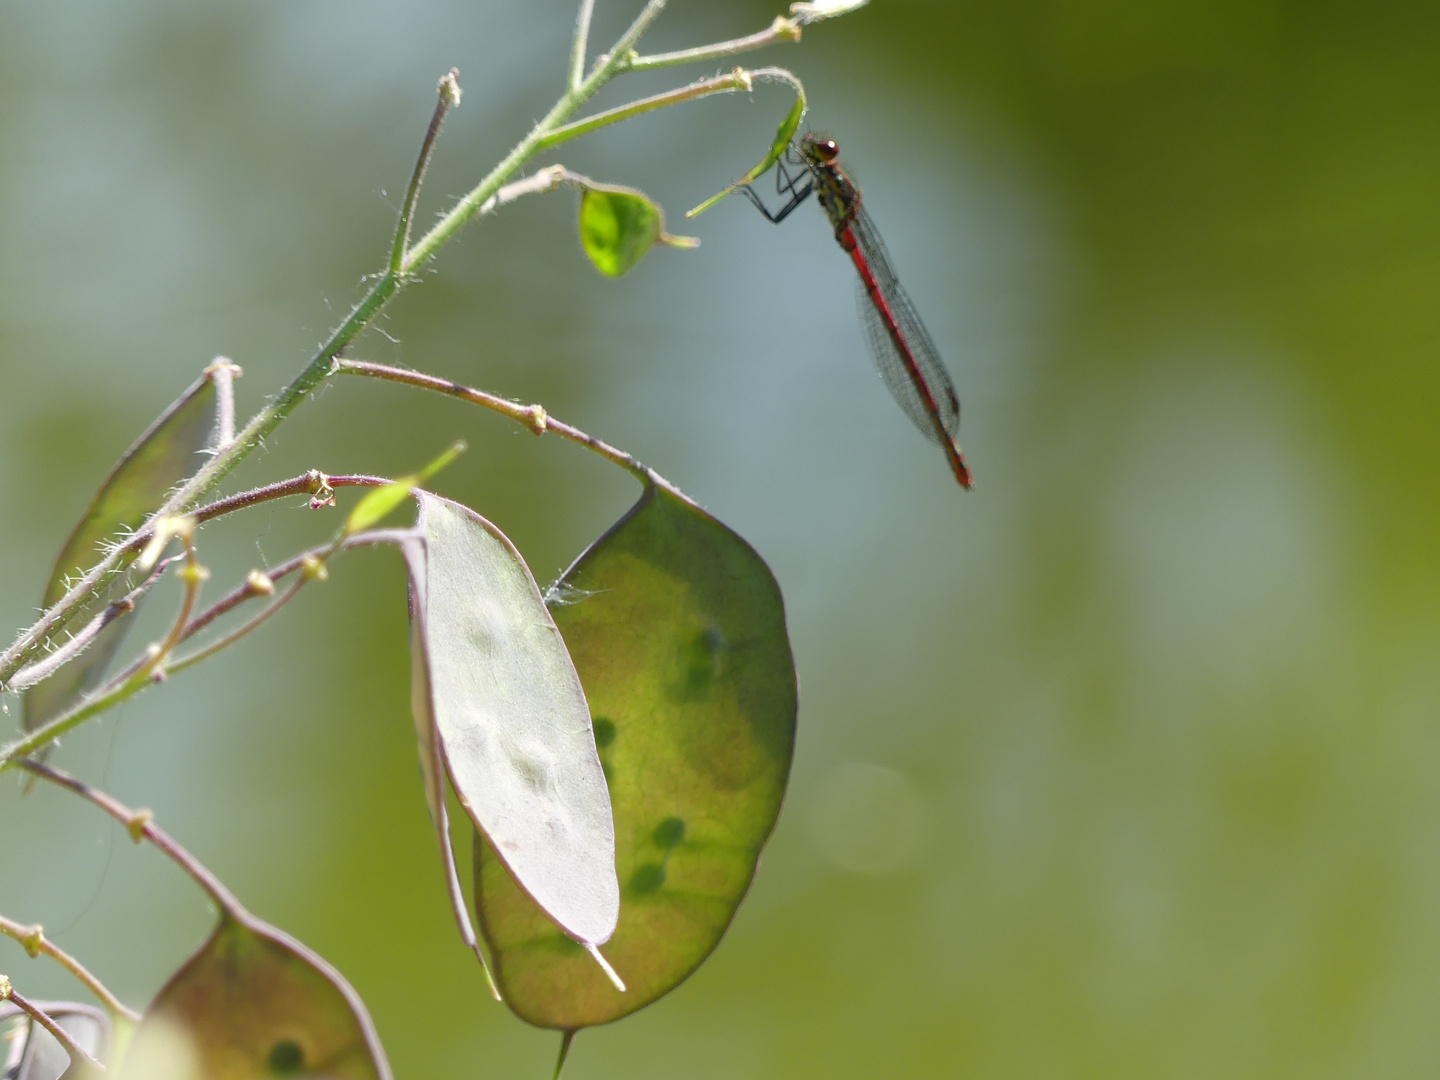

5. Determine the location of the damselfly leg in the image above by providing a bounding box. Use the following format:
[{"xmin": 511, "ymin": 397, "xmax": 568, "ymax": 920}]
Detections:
[{"xmin": 740, "ymin": 147, "xmax": 816, "ymax": 224}]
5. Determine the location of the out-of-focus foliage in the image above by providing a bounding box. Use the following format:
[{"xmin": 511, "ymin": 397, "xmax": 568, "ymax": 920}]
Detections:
[
  {"xmin": 1, "ymin": 1003, "xmax": 110, "ymax": 1080},
  {"xmin": 119, "ymin": 915, "xmax": 390, "ymax": 1080}
]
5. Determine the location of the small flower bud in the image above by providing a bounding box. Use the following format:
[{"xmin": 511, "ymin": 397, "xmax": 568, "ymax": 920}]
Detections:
[
  {"xmin": 18, "ymin": 924, "xmax": 43, "ymax": 959},
  {"xmin": 137, "ymin": 515, "xmax": 197, "ymax": 571},
  {"xmin": 126, "ymin": 808, "xmax": 154, "ymax": 843},
  {"xmin": 177, "ymin": 562, "xmax": 210, "ymax": 586}
]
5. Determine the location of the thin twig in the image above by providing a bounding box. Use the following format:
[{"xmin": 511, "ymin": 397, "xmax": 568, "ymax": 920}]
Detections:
[
  {"xmin": 537, "ymin": 67, "xmax": 756, "ymax": 151},
  {"xmin": 190, "ymin": 484, "xmax": 407, "ymax": 670},
  {"xmin": 475, "ymin": 165, "xmax": 570, "ymax": 216},
  {"xmin": 144, "ymin": 524, "xmax": 405, "ymax": 655},
  {"xmin": 402, "ymin": 0, "xmax": 670, "ymax": 272},
  {"xmin": 334, "ymin": 360, "xmax": 650, "ymax": 480},
  {"xmin": 621, "ymin": 15, "xmax": 801, "ymax": 71},
  {"xmin": 191, "ymin": 471, "xmax": 390, "ymax": 525},
  {"xmin": 177, "ymin": 551, "xmax": 317, "ymax": 644},
  {"xmin": 474, "ymin": 164, "xmax": 663, "ymax": 216},
  {"xmin": 391, "ymin": 70, "xmax": 462, "ymax": 273},
  {"xmin": 0, "ymin": 915, "xmax": 140, "ymax": 1023},
  {"xmin": 569, "ymin": 0, "xmax": 596, "ymax": 92},
  {"xmin": 153, "ymin": 531, "xmax": 203, "ymax": 664},
  {"xmin": 0, "ymin": 982, "xmax": 107, "ymax": 1073},
  {"xmin": 16, "ymin": 759, "xmax": 246, "ymax": 920},
  {"xmin": 165, "ymin": 572, "xmax": 308, "ymax": 675}
]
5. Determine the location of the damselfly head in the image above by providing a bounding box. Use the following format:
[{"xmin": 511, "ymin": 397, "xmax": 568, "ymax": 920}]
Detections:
[{"xmin": 800, "ymin": 134, "xmax": 840, "ymax": 163}]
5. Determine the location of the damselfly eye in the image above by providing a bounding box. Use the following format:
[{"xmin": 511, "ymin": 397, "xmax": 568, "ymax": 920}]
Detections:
[{"xmin": 801, "ymin": 134, "xmax": 840, "ymax": 163}]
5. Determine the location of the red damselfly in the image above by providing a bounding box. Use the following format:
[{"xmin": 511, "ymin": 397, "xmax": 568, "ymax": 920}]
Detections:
[{"xmin": 742, "ymin": 134, "xmax": 972, "ymax": 489}]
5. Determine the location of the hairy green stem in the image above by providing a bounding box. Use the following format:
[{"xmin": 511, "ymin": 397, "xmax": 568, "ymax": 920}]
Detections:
[
  {"xmin": 539, "ymin": 64, "xmax": 801, "ymax": 149},
  {"xmin": 621, "ymin": 15, "xmax": 801, "ymax": 71},
  {"xmin": 537, "ymin": 68, "xmax": 753, "ymax": 150},
  {"xmin": 391, "ymin": 70, "xmax": 461, "ymax": 273},
  {"xmin": 0, "ymin": 271, "xmax": 400, "ymax": 686},
  {"xmin": 0, "ymin": 533, "xmax": 203, "ymax": 773},
  {"xmin": 401, "ymin": 0, "xmax": 669, "ymax": 271},
  {"xmin": 569, "ymin": 0, "xmax": 596, "ymax": 92}
]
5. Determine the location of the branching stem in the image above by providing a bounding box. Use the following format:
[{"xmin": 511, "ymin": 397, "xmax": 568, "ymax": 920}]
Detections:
[
  {"xmin": 537, "ymin": 67, "xmax": 758, "ymax": 151},
  {"xmin": 6, "ymin": 474, "xmax": 382, "ymax": 701},
  {"xmin": 0, "ymin": 515, "xmax": 409, "ymax": 773},
  {"xmin": 400, "ymin": 0, "xmax": 669, "ymax": 272},
  {"xmin": 621, "ymin": 15, "xmax": 801, "ymax": 71},
  {"xmin": 0, "ymin": 915, "xmax": 139, "ymax": 1023},
  {"xmin": 0, "ymin": 0, "xmax": 809, "ymax": 702},
  {"xmin": 191, "ymin": 472, "xmax": 390, "ymax": 525},
  {"xmin": 0, "ymin": 533, "xmax": 205, "ymax": 774},
  {"xmin": 5, "ymin": 556, "xmax": 165, "ymax": 695},
  {"xmin": 165, "ymin": 573, "xmax": 306, "ymax": 676},
  {"xmin": 0, "ymin": 982, "xmax": 108, "ymax": 1073}
]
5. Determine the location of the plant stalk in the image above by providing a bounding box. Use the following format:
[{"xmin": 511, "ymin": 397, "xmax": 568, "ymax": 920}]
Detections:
[
  {"xmin": 335, "ymin": 360, "xmax": 650, "ymax": 479},
  {"xmin": 0, "ymin": 984, "xmax": 107, "ymax": 1073},
  {"xmin": 16, "ymin": 759, "xmax": 248, "ymax": 920},
  {"xmin": 621, "ymin": 15, "xmax": 800, "ymax": 71},
  {"xmin": 0, "ymin": 1, "xmax": 810, "ymax": 699},
  {"xmin": 391, "ymin": 70, "xmax": 462, "ymax": 273},
  {"xmin": 0, "ymin": 915, "xmax": 139, "ymax": 1023},
  {"xmin": 569, "ymin": 0, "xmax": 596, "ymax": 91}
]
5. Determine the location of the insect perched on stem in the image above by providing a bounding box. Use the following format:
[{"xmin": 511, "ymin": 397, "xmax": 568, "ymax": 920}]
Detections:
[{"xmin": 742, "ymin": 133, "xmax": 972, "ymax": 489}]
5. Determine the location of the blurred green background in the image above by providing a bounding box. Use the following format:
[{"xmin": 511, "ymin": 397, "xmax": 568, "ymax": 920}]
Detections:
[{"xmin": 4, "ymin": 1, "xmax": 1439, "ymax": 1076}]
